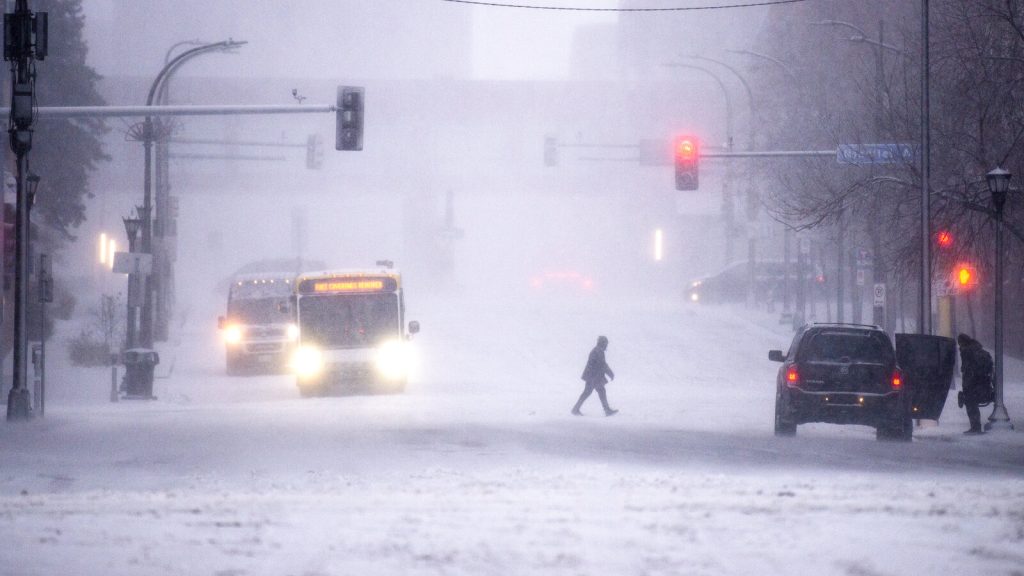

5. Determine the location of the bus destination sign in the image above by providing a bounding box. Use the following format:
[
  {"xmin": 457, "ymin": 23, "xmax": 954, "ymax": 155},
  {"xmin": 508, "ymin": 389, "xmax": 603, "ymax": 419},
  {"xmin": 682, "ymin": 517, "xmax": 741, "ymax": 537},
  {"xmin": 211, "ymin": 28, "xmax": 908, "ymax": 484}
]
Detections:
[{"xmin": 299, "ymin": 275, "xmax": 397, "ymax": 295}]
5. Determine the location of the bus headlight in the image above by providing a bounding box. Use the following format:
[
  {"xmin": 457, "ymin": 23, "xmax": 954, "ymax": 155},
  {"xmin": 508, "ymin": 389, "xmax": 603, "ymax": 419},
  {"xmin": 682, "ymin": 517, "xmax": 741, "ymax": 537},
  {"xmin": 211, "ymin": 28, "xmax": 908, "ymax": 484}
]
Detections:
[
  {"xmin": 291, "ymin": 345, "xmax": 324, "ymax": 378},
  {"xmin": 286, "ymin": 323, "xmax": 300, "ymax": 341},
  {"xmin": 375, "ymin": 339, "xmax": 414, "ymax": 381},
  {"xmin": 223, "ymin": 325, "xmax": 243, "ymax": 345}
]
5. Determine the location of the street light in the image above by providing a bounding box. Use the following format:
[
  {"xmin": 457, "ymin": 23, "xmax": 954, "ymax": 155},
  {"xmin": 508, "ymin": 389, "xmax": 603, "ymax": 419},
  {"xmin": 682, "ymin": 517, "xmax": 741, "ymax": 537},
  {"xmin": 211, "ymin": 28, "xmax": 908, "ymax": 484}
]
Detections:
[
  {"xmin": 122, "ymin": 214, "xmax": 142, "ymax": 248},
  {"xmin": 729, "ymin": 49, "xmax": 801, "ymax": 321},
  {"xmin": 985, "ymin": 167, "xmax": 1013, "ymax": 431},
  {"xmin": 135, "ymin": 39, "xmax": 246, "ymax": 349},
  {"xmin": 685, "ymin": 53, "xmax": 763, "ymax": 311},
  {"xmin": 122, "ymin": 213, "xmax": 142, "ymax": 350}
]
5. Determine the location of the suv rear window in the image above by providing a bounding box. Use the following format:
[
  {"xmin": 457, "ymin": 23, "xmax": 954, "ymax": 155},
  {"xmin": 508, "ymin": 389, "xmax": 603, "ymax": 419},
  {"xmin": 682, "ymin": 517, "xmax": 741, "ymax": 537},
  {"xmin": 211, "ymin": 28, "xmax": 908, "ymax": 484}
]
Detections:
[{"xmin": 800, "ymin": 331, "xmax": 893, "ymax": 363}]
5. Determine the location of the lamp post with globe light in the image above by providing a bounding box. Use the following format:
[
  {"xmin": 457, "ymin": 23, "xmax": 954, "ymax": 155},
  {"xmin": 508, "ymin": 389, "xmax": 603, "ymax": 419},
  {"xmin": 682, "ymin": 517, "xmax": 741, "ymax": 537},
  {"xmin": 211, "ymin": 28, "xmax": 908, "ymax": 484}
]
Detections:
[
  {"xmin": 985, "ymin": 167, "xmax": 1013, "ymax": 431},
  {"xmin": 122, "ymin": 213, "xmax": 143, "ymax": 350}
]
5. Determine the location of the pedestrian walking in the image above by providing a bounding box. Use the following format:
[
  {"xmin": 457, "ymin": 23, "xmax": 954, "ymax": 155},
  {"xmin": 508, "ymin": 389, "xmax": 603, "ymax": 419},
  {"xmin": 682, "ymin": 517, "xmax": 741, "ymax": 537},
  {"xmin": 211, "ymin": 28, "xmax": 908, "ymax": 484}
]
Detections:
[
  {"xmin": 957, "ymin": 333, "xmax": 994, "ymax": 435},
  {"xmin": 572, "ymin": 335, "xmax": 618, "ymax": 417}
]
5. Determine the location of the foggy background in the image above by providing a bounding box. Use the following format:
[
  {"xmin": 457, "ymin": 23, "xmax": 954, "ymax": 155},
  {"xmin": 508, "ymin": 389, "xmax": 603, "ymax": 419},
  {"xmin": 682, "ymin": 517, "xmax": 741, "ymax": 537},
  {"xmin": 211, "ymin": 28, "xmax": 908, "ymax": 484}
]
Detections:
[{"xmin": 65, "ymin": 0, "xmax": 771, "ymax": 320}]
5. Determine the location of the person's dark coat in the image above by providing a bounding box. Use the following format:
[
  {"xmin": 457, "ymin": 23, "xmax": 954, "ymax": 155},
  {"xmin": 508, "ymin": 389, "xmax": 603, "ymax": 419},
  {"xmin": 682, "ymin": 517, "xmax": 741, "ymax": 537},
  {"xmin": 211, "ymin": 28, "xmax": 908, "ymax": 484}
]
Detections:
[
  {"xmin": 958, "ymin": 334, "xmax": 994, "ymax": 405},
  {"xmin": 581, "ymin": 337, "xmax": 614, "ymax": 384}
]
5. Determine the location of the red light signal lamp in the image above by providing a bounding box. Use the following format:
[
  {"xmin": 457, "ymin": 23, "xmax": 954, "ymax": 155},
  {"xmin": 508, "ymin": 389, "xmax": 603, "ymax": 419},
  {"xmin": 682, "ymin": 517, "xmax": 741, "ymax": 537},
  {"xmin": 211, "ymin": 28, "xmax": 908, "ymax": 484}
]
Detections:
[
  {"xmin": 936, "ymin": 230, "xmax": 953, "ymax": 249},
  {"xmin": 673, "ymin": 135, "xmax": 700, "ymax": 191}
]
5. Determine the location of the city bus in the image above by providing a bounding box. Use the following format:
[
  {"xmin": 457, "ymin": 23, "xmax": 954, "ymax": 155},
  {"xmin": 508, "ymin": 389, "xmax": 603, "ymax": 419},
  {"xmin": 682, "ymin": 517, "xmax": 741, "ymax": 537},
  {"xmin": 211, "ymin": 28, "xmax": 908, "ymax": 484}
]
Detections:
[
  {"xmin": 289, "ymin": 264, "xmax": 420, "ymax": 396},
  {"xmin": 218, "ymin": 273, "xmax": 299, "ymax": 375}
]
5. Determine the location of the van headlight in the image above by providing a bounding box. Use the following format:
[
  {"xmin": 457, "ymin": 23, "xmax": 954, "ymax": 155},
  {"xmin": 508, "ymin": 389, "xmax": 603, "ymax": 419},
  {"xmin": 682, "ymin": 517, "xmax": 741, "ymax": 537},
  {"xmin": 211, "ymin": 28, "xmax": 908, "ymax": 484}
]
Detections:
[
  {"xmin": 223, "ymin": 325, "xmax": 243, "ymax": 345},
  {"xmin": 375, "ymin": 339, "xmax": 415, "ymax": 381},
  {"xmin": 286, "ymin": 323, "xmax": 300, "ymax": 341},
  {"xmin": 291, "ymin": 345, "xmax": 323, "ymax": 378}
]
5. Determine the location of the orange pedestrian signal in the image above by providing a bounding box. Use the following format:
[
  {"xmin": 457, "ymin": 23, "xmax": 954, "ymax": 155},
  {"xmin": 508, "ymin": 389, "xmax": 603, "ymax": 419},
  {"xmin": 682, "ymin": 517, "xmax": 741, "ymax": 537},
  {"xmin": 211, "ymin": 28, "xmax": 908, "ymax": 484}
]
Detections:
[{"xmin": 953, "ymin": 264, "xmax": 979, "ymax": 291}]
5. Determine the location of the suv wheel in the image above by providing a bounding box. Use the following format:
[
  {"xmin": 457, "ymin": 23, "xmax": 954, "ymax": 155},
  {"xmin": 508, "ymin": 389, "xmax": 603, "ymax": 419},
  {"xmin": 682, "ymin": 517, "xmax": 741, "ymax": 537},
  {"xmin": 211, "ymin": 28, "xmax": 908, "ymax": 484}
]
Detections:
[{"xmin": 774, "ymin": 391, "xmax": 797, "ymax": 437}]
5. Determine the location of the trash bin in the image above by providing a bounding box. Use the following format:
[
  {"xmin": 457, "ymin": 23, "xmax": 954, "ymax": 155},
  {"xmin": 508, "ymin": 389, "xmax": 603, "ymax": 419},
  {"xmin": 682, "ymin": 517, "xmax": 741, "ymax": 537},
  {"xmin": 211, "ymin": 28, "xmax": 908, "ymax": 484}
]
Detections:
[{"xmin": 122, "ymin": 348, "xmax": 159, "ymax": 399}]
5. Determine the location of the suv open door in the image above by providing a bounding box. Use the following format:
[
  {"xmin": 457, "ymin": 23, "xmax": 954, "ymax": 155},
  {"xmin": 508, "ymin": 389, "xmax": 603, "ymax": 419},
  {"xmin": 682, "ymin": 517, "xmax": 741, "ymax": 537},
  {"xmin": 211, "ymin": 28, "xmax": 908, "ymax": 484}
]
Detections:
[{"xmin": 895, "ymin": 334, "xmax": 957, "ymax": 420}]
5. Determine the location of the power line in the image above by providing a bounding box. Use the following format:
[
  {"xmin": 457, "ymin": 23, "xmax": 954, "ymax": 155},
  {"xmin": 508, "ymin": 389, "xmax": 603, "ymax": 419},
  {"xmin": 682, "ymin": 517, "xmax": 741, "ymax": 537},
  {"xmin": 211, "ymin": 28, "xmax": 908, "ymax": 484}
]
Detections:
[{"xmin": 440, "ymin": 0, "xmax": 811, "ymax": 11}]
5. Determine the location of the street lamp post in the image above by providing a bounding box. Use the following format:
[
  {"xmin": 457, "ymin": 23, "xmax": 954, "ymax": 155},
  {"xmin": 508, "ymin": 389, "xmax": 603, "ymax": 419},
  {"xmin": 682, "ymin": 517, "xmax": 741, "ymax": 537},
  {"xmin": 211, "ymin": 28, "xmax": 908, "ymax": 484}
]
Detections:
[
  {"xmin": 985, "ymin": 167, "xmax": 1013, "ymax": 431},
  {"xmin": 729, "ymin": 49, "xmax": 801, "ymax": 323},
  {"xmin": 122, "ymin": 213, "xmax": 142, "ymax": 350},
  {"xmin": 135, "ymin": 39, "xmax": 246, "ymax": 348},
  {"xmin": 688, "ymin": 54, "xmax": 763, "ymax": 311}
]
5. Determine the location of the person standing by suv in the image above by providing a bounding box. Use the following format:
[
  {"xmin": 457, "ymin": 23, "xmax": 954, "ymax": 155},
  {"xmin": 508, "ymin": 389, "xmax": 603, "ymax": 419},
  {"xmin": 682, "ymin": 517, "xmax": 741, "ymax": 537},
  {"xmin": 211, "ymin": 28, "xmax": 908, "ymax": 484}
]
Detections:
[
  {"xmin": 572, "ymin": 336, "xmax": 618, "ymax": 417},
  {"xmin": 957, "ymin": 333, "xmax": 994, "ymax": 435}
]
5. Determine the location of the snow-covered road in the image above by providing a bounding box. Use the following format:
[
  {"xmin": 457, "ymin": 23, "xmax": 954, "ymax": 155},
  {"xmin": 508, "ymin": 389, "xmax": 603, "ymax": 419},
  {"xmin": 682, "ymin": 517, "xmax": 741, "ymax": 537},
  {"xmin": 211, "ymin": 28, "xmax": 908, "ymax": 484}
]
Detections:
[{"xmin": 1, "ymin": 293, "xmax": 1022, "ymax": 576}]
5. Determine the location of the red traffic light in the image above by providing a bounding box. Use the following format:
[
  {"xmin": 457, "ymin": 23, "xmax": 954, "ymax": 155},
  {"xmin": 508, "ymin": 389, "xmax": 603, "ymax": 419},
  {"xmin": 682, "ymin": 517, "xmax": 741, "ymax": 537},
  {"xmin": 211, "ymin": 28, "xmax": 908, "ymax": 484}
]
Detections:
[
  {"xmin": 673, "ymin": 135, "xmax": 700, "ymax": 191},
  {"xmin": 675, "ymin": 136, "xmax": 698, "ymax": 160},
  {"xmin": 936, "ymin": 230, "xmax": 953, "ymax": 249}
]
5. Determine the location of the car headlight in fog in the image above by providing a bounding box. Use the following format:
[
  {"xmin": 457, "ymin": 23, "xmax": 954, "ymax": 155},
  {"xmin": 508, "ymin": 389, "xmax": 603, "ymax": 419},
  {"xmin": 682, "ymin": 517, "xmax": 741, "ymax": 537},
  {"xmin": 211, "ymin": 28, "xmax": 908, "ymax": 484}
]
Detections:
[
  {"xmin": 286, "ymin": 323, "xmax": 300, "ymax": 341},
  {"xmin": 375, "ymin": 339, "xmax": 415, "ymax": 381},
  {"xmin": 690, "ymin": 293, "xmax": 700, "ymax": 302},
  {"xmin": 223, "ymin": 325, "xmax": 243, "ymax": 345},
  {"xmin": 291, "ymin": 345, "xmax": 324, "ymax": 378}
]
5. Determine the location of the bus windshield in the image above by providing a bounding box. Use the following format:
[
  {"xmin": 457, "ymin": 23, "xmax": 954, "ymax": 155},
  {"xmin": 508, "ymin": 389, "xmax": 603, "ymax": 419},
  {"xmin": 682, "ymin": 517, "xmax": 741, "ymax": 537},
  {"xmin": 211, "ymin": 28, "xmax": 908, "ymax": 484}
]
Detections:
[{"xmin": 299, "ymin": 293, "xmax": 399, "ymax": 348}]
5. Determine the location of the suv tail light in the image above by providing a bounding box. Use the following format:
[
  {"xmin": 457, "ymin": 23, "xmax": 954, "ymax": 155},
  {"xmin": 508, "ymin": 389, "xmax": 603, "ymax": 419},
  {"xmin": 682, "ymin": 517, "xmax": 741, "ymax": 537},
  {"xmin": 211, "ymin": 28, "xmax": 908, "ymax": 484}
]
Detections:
[
  {"xmin": 785, "ymin": 365, "xmax": 800, "ymax": 387},
  {"xmin": 891, "ymin": 370, "xmax": 903, "ymax": 389}
]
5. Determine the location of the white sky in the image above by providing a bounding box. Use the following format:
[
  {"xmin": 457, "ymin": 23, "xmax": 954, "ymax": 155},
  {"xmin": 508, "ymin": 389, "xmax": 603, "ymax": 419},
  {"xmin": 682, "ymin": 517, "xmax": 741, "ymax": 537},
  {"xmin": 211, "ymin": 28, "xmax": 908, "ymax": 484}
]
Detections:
[
  {"xmin": 81, "ymin": 0, "xmax": 617, "ymax": 81},
  {"xmin": 470, "ymin": 5, "xmax": 616, "ymax": 79}
]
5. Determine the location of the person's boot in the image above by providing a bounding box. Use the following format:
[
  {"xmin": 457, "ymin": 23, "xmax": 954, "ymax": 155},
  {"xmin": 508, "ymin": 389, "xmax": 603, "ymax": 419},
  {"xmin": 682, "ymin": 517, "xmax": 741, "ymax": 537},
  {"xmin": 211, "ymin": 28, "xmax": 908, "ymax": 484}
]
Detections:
[
  {"xmin": 963, "ymin": 425, "xmax": 984, "ymax": 435},
  {"xmin": 571, "ymin": 408, "xmax": 583, "ymax": 416},
  {"xmin": 604, "ymin": 408, "xmax": 618, "ymax": 417}
]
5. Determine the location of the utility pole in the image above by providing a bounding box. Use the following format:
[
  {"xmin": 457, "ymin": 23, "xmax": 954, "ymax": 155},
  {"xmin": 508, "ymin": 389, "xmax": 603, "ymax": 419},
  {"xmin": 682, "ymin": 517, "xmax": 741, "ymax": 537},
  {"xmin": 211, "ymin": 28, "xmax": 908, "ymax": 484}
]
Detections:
[{"xmin": 4, "ymin": 0, "xmax": 46, "ymax": 421}]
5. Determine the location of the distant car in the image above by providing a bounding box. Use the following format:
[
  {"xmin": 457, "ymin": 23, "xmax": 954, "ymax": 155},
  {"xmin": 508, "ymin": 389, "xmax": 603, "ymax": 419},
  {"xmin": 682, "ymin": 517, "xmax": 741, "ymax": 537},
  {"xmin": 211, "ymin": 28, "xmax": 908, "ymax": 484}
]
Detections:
[
  {"xmin": 685, "ymin": 259, "xmax": 830, "ymax": 304},
  {"xmin": 686, "ymin": 260, "xmax": 791, "ymax": 304},
  {"xmin": 769, "ymin": 324, "xmax": 956, "ymax": 441}
]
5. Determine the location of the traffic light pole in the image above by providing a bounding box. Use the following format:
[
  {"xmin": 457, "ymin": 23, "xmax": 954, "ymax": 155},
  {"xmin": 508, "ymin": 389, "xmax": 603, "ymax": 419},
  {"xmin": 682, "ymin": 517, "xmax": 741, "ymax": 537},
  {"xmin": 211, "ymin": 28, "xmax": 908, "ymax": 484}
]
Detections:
[{"xmin": 5, "ymin": 0, "xmax": 45, "ymax": 422}]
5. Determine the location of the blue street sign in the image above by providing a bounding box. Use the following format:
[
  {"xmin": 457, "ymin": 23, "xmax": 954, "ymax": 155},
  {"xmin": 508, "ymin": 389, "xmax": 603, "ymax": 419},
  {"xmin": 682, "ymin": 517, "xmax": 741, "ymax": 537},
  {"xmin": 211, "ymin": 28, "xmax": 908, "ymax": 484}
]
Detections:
[{"xmin": 836, "ymin": 143, "xmax": 915, "ymax": 165}]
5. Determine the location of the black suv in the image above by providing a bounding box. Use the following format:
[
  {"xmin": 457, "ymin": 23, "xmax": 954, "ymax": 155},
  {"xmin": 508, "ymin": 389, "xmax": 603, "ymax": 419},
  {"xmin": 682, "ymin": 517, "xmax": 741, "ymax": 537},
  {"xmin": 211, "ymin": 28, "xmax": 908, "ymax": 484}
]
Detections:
[{"xmin": 769, "ymin": 324, "xmax": 956, "ymax": 441}]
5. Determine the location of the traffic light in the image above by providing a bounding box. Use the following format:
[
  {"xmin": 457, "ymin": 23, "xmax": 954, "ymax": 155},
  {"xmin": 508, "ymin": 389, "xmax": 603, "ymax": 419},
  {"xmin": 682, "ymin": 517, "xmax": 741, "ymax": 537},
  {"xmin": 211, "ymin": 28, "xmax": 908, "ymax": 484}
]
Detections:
[
  {"xmin": 674, "ymin": 135, "xmax": 699, "ymax": 191},
  {"xmin": 953, "ymin": 263, "xmax": 979, "ymax": 291},
  {"xmin": 936, "ymin": 230, "xmax": 953, "ymax": 249},
  {"xmin": 306, "ymin": 134, "xmax": 323, "ymax": 169},
  {"xmin": 336, "ymin": 86, "xmax": 364, "ymax": 151}
]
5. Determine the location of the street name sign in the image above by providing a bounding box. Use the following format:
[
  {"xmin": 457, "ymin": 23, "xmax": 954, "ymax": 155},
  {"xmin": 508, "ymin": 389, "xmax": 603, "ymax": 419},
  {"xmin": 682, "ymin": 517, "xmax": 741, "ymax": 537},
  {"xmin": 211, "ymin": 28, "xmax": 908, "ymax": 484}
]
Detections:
[{"xmin": 837, "ymin": 144, "xmax": 914, "ymax": 166}]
